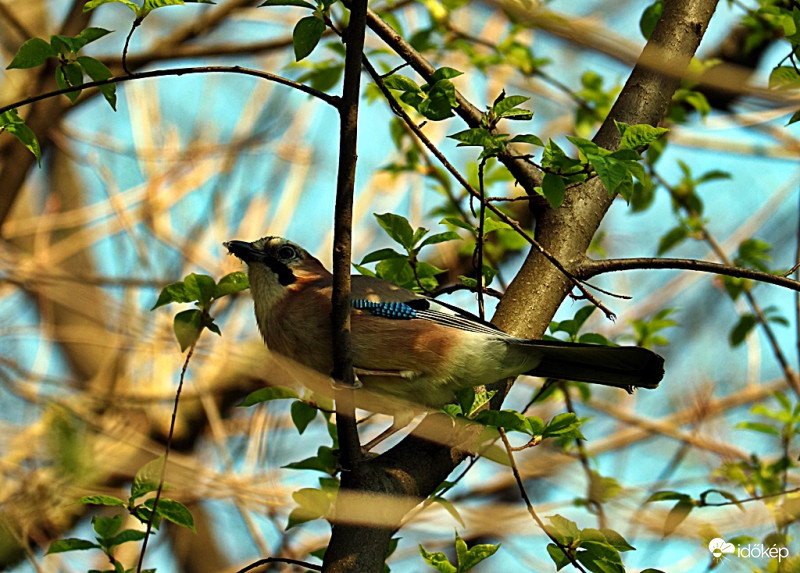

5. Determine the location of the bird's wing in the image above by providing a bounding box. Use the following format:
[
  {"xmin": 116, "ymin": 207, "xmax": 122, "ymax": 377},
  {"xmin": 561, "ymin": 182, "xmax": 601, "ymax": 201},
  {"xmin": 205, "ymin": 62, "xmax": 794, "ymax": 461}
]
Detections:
[{"xmin": 350, "ymin": 274, "xmax": 502, "ymax": 336}]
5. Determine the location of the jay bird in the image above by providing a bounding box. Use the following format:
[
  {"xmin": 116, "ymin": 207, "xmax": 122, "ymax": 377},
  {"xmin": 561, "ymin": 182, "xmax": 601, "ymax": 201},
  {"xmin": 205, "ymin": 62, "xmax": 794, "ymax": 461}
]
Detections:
[{"xmin": 225, "ymin": 236, "xmax": 664, "ymax": 445}]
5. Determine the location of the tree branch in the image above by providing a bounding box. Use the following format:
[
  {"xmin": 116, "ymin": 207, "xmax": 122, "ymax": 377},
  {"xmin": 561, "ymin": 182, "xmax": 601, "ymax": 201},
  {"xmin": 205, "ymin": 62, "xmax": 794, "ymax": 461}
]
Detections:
[
  {"xmin": 578, "ymin": 256, "xmax": 800, "ymax": 292},
  {"xmin": 0, "ymin": 65, "xmax": 340, "ymax": 116},
  {"xmin": 363, "ymin": 7, "xmax": 543, "ymax": 195}
]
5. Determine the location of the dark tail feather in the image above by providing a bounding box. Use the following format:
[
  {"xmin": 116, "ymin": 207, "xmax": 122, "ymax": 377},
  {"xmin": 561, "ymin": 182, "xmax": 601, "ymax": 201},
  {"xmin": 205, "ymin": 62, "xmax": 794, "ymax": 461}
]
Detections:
[{"xmin": 520, "ymin": 339, "xmax": 664, "ymax": 390}]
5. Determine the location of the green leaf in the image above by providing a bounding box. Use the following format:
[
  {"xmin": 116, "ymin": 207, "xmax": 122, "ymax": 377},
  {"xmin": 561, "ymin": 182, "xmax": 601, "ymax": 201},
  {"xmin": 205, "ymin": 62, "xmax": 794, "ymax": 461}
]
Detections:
[
  {"xmin": 541, "ymin": 172, "xmax": 566, "ymax": 209},
  {"xmin": 7, "ymin": 38, "xmax": 57, "ymax": 69},
  {"xmin": 293, "ymin": 16, "xmax": 326, "ymax": 62},
  {"xmin": 283, "ymin": 446, "xmax": 338, "ymax": 474},
  {"xmin": 663, "ymin": 499, "xmax": 694, "ymax": 537},
  {"xmin": 429, "ymin": 66, "xmax": 462, "ymax": 83},
  {"xmin": 260, "ymin": 0, "xmax": 316, "ymax": 7},
  {"xmin": 140, "ymin": 0, "xmax": 192, "ymax": 18},
  {"xmin": 420, "ymin": 79, "xmax": 458, "ymax": 120},
  {"xmin": 492, "ymin": 94, "xmax": 529, "ymax": 112},
  {"xmin": 291, "ymin": 400, "xmax": 318, "ymax": 434},
  {"xmin": 448, "ymin": 127, "xmax": 493, "ymax": 147},
  {"xmin": 543, "ymin": 412, "xmax": 584, "ymax": 439},
  {"xmin": 599, "ymin": 528, "xmax": 635, "ymax": 552},
  {"xmin": 183, "ymin": 273, "xmax": 216, "ymax": 307},
  {"xmin": 79, "ymin": 494, "xmax": 126, "ymax": 507},
  {"xmin": 214, "ymin": 271, "xmax": 249, "ymax": 298},
  {"xmin": 241, "ymin": 386, "xmax": 299, "ymax": 406},
  {"xmin": 640, "ymin": 1, "xmax": 663, "ymax": 39},
  {"xmin": 360, "ymin": 248, "xmax": 406, "ymax": 265},
  {"xmin": 146, "ymin": 498, "xmax": 196, "ymax": 532},
  {"xmin": 588, "ymin": 472, "xmax": 622, "ymax": 504},
  {"xmin": 646, "ymin": 491, "xmax": 691, "ymax": 503},
  {"xmin": 151, "ymin": 281, "xmax": 190, "ymax": 309},
  {"xmin": 72, "ymin": 27, "xmax": 114, "ymax": 51},
  {"xmin": 131, "ymin": 456, "xmax": 165, "ymax": 501},
  {"xmin": 375, "ymin": 212, "xmax": 415, "ymax": 249},
  {"xmin": 545, "ymin": 514, "xmax": 580, "ymax": 545},
  {"xmin": 769, "ymin": 66, "xmax": 800, "ymax": 90},
  {"xmin": 615, "ymin": 121, "xmax": 669, "ymax": 150},
  {"xmin": 576, "ymin": 539, "xmax": 625, "ymax": 573},
  {"xmin": 46, "ymin": 538, "xmax": 100, "ymax": 554},
  {"xmin": 734, "ymin": 421, "xmax": 780, "ymax": 435},
  {"xmin": 547, "ymin": 543, "xmax": 571, "ymax": 571},
  {"xmin": 431, "ymin": 497, "xmax": 465, "ymax": 527},
  {"xmin": 93, "ymin": 514, "xmax": 123, "ymax": 538},
  {"xmin": 287, "ymin": 487, "xmax": 332, "ymax": 529},
  {"xmin": 419, "ymin": 231, "xmax": 460, "ymax": 248},
  {"xmin": 76, "ymin": 56, "xmax": 116, "ymax": 110},
  {"xmin": 656, "ymin": 226, "xmax": 688, "ymax": 256},
  {"xmin": 0, "ymin": 109, "xmax": 42, "ymax": 165},
  {"xmin": 103, "ymin": 529, "xmax": 148, "ymax": 549},
  {"xmin": 383, "ymin": 74, "xmax": 421, "ymax": 93},
  {"xmin": 173, "ymin": 309, "xmax": 203, "ymax": 351},
  {"xmin": 83, "ymin": 0, "xmax": 140, "ymax": 14},
  {"xmin": 589, "ymin": 154, "xmax": 631, "ymax": 196},
  {"xmin": 418, "ymin": 545, "xmax": 457, "ymax": 573},
  {"xmin": 509, "ymin": 133, "xmax": 544, "ymax": 146},
  {"xmin": 729, "ymin": 314, "xmax": 756, "ymax": 347},
  {"xmin": 455, "ymin": 533, "xmax": 500, "ymax": 571},
  {"xmin": 475, "ymin": 409, "xmax": 530, "ymax": 433}
]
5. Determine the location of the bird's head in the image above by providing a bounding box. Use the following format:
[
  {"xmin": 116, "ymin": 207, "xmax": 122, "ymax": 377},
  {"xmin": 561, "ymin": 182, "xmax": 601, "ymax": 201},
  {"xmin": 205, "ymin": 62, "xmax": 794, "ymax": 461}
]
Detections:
[{"xmin": 224, "ymin": 236, "xmax": 329, "ymax": 307}]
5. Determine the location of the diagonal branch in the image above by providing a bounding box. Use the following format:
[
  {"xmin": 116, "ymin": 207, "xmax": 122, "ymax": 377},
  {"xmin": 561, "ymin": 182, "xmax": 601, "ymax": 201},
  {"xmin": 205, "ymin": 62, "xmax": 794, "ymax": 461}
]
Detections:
[{"xmin": 577, "ymin": 256, "xmax": 800, "ymax": 293}]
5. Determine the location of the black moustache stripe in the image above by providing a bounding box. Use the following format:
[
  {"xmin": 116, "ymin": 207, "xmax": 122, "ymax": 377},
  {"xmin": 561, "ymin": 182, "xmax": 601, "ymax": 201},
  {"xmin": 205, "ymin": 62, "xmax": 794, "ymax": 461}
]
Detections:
[{"xmin": 263, "ymin": 256, "xmax": 296, "ymax": 286}]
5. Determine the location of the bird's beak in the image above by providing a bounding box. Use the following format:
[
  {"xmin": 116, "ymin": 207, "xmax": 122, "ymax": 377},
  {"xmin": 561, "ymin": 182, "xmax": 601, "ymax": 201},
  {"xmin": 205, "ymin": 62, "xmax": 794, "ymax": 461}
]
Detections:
[{"xmin": 224, "ymin": 240, "xmax": 260, "ymax": 263}]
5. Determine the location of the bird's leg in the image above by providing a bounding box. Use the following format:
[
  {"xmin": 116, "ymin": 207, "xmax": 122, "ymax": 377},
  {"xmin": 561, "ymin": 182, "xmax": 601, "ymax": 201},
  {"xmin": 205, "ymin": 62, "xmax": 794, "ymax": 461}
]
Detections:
[{"xmin": 354, "ymin": 367, "xmax": 419, "ymax": 379}]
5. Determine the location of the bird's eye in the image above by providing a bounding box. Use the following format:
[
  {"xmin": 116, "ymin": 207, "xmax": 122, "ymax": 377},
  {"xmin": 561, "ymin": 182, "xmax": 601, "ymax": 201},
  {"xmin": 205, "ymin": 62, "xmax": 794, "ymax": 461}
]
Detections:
[{"xmin": 277, "ymin": 245, "xmax": 297, "ymax": 260}]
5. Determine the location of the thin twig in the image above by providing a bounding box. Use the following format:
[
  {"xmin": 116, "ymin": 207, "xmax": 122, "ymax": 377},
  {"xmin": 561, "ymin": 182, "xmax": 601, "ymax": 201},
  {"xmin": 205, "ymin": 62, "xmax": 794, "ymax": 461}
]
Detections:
[
  {"xmin": 561, "ymin": 382, "xmax": 606, "ymax": 529},
  {"xmin": 236, "ymin": 557, "xmax": 323, "ymax": 572},
  {"xmin": 476, "ymin": 159, "xmax": 488, "ymax": 319},
  {"xmin": 0, "ymin": 65, "xmax": 341, "ymax": 116},
  {"xmin": 579, "ymin": 256, "xmax": 800, "ymax": 293},
  {"xmin": 122, "ymin": 18, "xmax": 143, "ymax": 75},
  {"xmin": 498, "ymin": 428, "xmax": 587, "ymax": 573},
  {"xmin": 136, "ymin": 344, "xmax": 194, "ymax": 573}
]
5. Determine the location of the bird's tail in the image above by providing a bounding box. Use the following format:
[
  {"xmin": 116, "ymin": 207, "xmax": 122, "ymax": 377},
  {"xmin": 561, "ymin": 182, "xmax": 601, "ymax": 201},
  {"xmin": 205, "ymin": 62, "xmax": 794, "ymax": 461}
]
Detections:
[{"xmin": 517, "ymin": 339, "xmax": 664, "ymax": 390}]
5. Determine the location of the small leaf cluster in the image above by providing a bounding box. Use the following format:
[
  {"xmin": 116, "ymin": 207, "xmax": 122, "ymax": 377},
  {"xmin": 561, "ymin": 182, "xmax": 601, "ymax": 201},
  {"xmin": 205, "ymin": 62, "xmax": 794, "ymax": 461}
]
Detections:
[
  {"xmin": 151, "ymin": 272, "xmax": 249, "ymax": 351},
  {"xmin": 46, "ymin": 457, "xmax": 195, "ymax": 572},
  {"xmin": 657, "ymin": 161, "xmax": 730, "ymax": 255},
  {"xmin": 475, "ymin": 410, "xmax": 585, "ymax": 443},
  {"xmin": 355, "ymin": 213, "xmax": 459, "ymax": 292},
  {"xmin": 747, "ymin": 2, "xmax": 800, "ymax": 123},
  {"xmin": 239, "ymin": 384, "xmax": 341, "ymax": 528},
  {"xmin": 448, "ymin": 91, "xmax": 541, "ymax": 160},
  {"xmin": 441, "ymin": 214, "xmax": 518, "ymax": 289},
  {"xmin": 0, "ymin": 110, "xmax": 41, "ymax": 166},
  {"xmin": 547, "ymin": 305, "xmax": 612, "ymax": 346},
  {"xmin": 574, "ymin": 71, "xmax": 620, "ymax": 135},
  {"xmin": 419, "ymin": 532, "xmax": 499, "ymax": 573},
  {"xmin": 721, "ymin": 238, "xmax": 781, "ymax": 302},
  {"xmin": 261, "ymin": 0, "xmax": 339, "ymax": 62},
  {"xmin": 646, "ymin": 489, "xmax": 740, "ymax": 537},
  {"xmin": 628, "ymin": 308, "xmax": 677, "ymax": 349},
  {"xmin": 736, "ymin": 392, "xmax": 800, "ymax": 444},
  {"xmin": 565, "ymin": 122, "xmax": 668, "ymax": 205},
  {"xmin": 8, "ymin": 28, "xmax": 116, "ymax": 110},
  {"xmin": 545, "ymin": 514, "xmax": 652, "ymax": 573},
  {"xmin": 383, "ymin": 67, "xmax": 463, "ymax": 121}
]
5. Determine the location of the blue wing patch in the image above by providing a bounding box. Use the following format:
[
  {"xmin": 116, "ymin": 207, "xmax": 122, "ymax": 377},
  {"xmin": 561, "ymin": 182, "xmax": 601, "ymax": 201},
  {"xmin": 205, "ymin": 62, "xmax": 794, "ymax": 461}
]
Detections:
[{"xmin": 352, "ymin": 299, "xmax": 417, "ymax": 319}]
